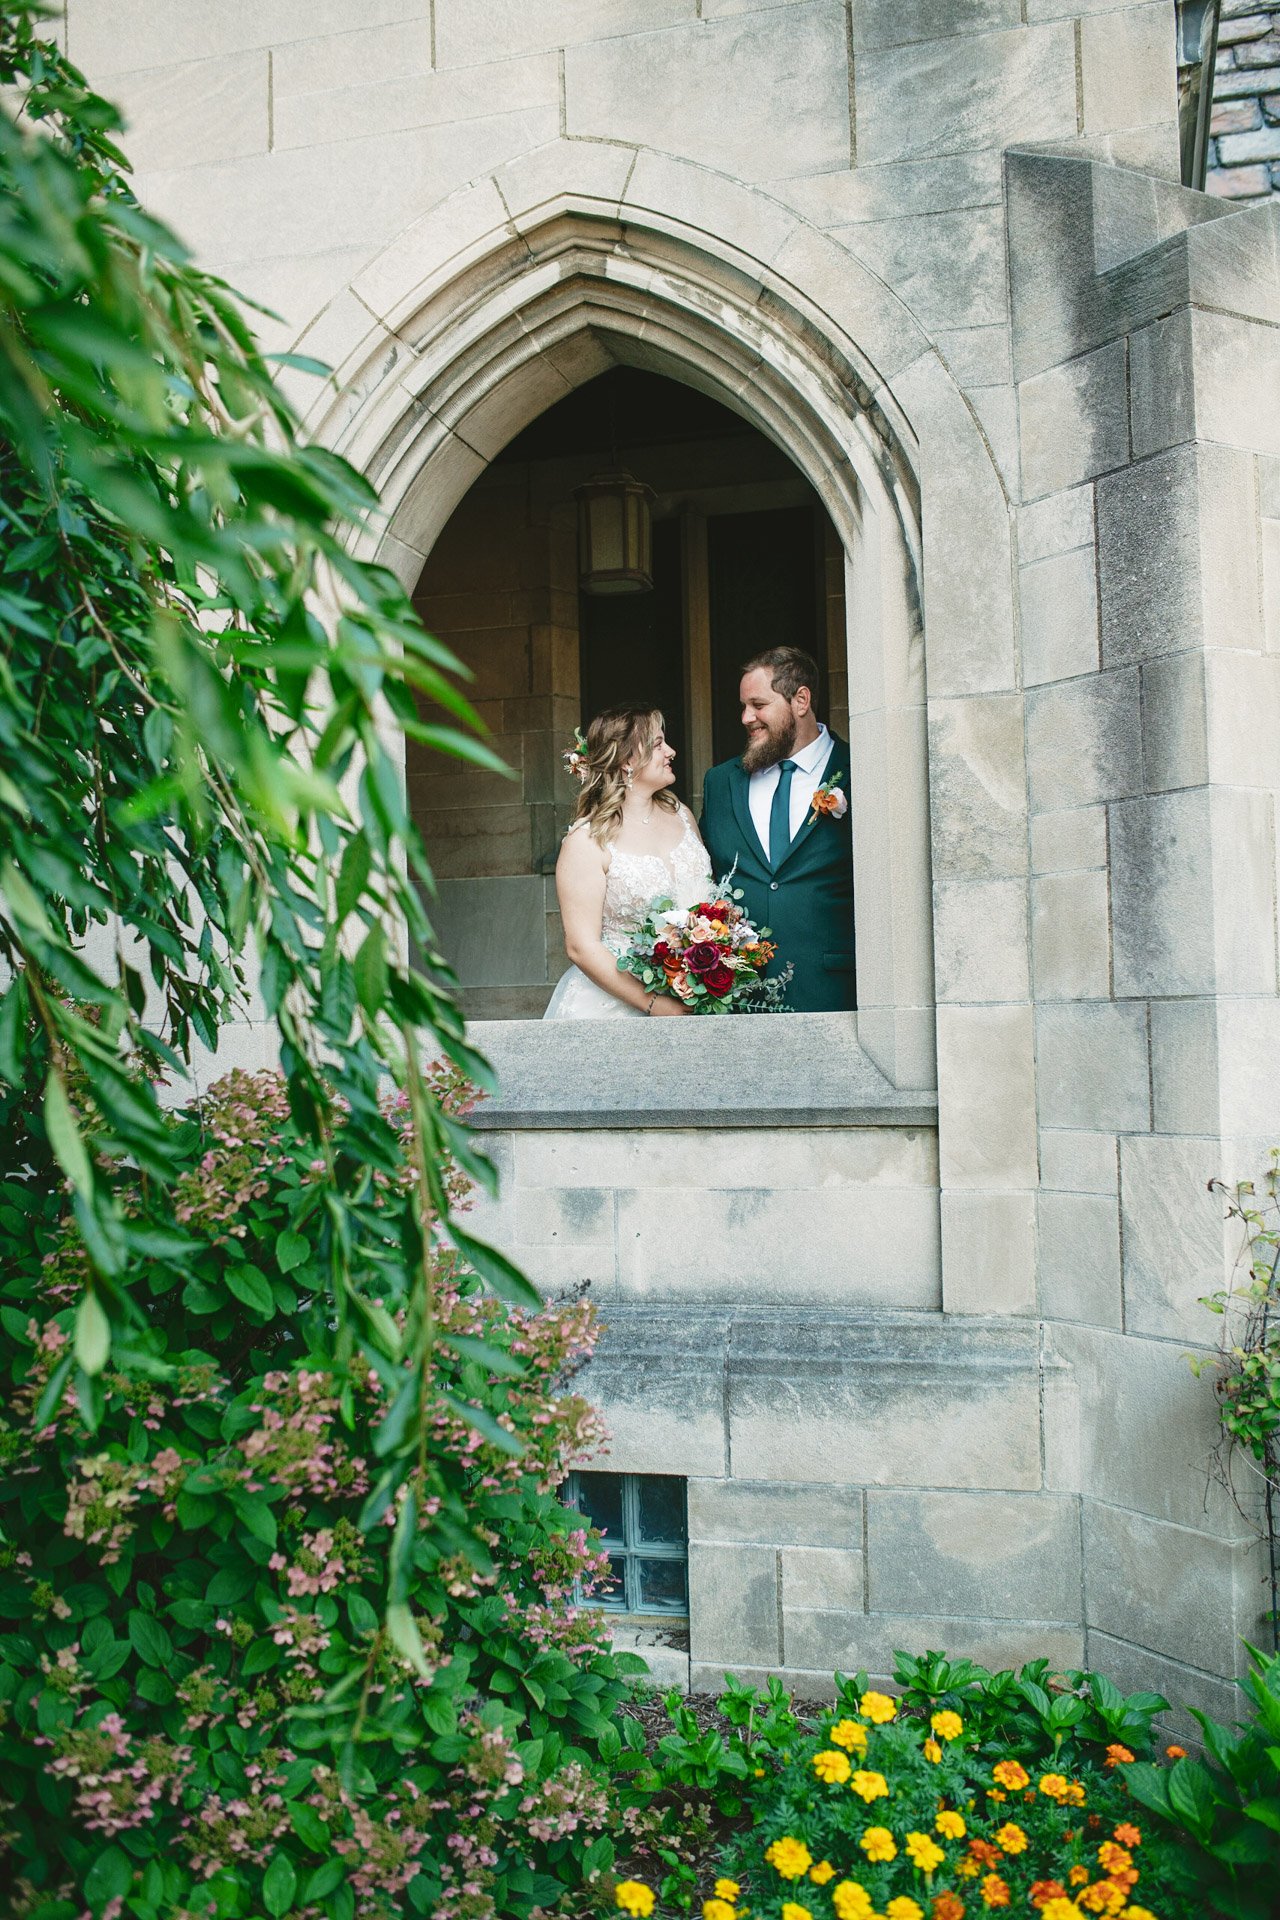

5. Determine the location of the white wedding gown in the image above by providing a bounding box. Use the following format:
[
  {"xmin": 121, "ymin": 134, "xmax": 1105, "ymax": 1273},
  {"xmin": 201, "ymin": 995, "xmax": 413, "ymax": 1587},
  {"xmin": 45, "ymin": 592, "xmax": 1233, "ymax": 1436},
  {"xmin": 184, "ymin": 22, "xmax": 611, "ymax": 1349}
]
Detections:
[{"xmin": 543, "ymin": 807, "xmax": 714, "ymax": 1020}]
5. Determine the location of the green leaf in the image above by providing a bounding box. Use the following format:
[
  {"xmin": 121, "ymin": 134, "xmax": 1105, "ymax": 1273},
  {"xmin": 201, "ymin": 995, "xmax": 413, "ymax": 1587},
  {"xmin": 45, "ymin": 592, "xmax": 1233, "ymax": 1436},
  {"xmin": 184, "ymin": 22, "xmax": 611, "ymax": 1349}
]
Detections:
[
  {"xmin": 335, "ymin": 831, "xmax": 372, "ymax": 923},
  {"xmin": 262, "ymin": 1850, "xmax": 297, "ymax": 1918},
  {"xmin": 44, "ymin": 1069, "xmax": 93, "ymax": 1198},
  {"xmin": 447, "ymin": 1224, "xmax": 540, "ymax": 1307},
  {"xmin": 84, "ymin": 1844, "xmax": 133, "ymax": 1908},
  {"xmin": 290, "ymin": 1803, "xmax": 330, "ymax": 1851},
  {"xmin": 226, "ymin": 1264, "xmax": 274, "ymax": 1316},
  {"xmin": 74, "ymin": 1290, "xmax": 111, "ymax": 1376},
  {"xmin": 354, "ymin": 922, "xmax": 388, "ymax": 1016},
  {"xmin": 275, "ymin": 1228, "xmax": 309, "ymax": 1272},
  {"xmin": 386, "ymin": 1601, "xmax": 433, "ymax": 1679},
  {"xmin": 1166, "ymin": 1757, "xmax": 1221, "ymax": 1839},
  {"xmin": 301, "ymin": 1858, "xmax": 346, "ymax": 1902},
  {"xmin": 127, "ymin": 1610, "xmax": 173, "ymax": 1668}
]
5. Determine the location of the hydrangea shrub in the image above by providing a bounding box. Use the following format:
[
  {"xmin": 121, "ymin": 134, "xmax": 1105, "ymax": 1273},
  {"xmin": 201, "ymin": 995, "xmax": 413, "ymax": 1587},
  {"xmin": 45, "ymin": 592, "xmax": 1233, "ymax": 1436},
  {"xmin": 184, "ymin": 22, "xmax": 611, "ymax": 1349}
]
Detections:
[{"xmin": 0, "ymin": 1069, "xmax": 639, "ymax": 1920}]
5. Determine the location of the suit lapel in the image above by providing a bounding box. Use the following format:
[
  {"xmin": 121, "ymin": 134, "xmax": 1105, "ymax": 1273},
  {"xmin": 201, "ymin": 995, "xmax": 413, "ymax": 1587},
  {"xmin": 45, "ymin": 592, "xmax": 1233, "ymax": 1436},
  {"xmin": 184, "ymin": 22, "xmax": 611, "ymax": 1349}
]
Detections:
[
  {"xmin": 729, "ymin": 758, "xmax": 770, "ymax": 869},
  {"xmin": 775, "ymin": 736, "xmax": 850, "ymax": 874}
]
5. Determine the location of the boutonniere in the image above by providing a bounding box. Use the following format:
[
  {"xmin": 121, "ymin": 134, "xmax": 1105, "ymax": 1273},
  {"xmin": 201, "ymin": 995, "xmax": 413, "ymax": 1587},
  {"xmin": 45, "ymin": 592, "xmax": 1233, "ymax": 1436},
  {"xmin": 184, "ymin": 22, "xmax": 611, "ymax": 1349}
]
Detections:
[
  {"xmin": 808, "ymin": 769, "xmax": 848, "ymax": 824},
  {"xmin": 562, "ymin": 727, "xmax": 590, "ymax": 783}
]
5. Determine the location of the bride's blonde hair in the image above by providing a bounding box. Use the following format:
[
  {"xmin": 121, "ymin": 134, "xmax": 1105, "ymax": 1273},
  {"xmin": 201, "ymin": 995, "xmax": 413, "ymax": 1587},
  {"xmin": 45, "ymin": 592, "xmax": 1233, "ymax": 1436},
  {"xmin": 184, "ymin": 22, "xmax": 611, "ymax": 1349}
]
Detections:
[{"xmin": 573, "ymin": 705, "xmax": 680, "ymax": 845}]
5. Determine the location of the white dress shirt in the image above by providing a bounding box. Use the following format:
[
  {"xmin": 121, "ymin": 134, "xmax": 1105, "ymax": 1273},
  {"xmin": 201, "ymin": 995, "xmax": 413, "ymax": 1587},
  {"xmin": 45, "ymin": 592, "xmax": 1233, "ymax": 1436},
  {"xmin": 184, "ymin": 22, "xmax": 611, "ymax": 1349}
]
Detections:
[{"xmin": 747, "ymin": 723, "xmax": 834, "ymax": 859}]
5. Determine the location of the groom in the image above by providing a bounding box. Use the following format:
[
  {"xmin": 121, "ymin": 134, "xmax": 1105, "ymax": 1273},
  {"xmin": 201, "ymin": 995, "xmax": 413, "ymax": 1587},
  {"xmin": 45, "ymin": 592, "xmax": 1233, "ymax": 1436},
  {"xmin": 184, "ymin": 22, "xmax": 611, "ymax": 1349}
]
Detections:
[{"xmin": 700, "ymin": 646, "xmax": 855, "ymax": 1014}]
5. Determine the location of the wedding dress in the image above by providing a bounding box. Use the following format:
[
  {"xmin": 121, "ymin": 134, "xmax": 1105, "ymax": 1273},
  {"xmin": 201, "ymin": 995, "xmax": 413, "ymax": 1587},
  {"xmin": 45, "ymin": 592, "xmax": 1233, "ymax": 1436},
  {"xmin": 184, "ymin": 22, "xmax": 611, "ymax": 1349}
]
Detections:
[{"xmin": 543, "ymin": 807, "xmax": 713, "ymax": 1020}]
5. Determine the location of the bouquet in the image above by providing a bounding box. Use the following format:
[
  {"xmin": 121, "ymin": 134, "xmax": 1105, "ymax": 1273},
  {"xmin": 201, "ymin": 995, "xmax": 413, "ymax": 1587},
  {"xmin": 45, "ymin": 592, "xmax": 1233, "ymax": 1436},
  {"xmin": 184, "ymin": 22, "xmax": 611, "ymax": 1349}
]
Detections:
[{"xmin": 616, "ymin": 875, "xmax": 792, "ymax": 1014}]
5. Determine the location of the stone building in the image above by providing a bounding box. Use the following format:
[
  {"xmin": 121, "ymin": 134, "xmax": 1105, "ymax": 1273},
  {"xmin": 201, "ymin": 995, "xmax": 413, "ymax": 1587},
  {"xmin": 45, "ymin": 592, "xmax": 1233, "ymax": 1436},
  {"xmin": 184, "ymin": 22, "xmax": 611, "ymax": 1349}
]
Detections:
[
  {"xmin": 1207, "ymin": 0, "xmax": 1280, "ymax": 200},
  {"xmin": 76, "ymin": 0, "xmax": 1280, "ymax": 1716}
]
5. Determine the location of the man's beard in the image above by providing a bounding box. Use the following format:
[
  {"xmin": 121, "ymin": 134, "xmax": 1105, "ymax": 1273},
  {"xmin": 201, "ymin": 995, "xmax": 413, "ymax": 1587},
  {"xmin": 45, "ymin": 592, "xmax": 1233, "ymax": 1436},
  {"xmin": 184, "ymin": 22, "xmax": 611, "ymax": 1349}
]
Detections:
[{"xmin": 741, "ymin": 709, "xmax": 797, "ymax": 773}]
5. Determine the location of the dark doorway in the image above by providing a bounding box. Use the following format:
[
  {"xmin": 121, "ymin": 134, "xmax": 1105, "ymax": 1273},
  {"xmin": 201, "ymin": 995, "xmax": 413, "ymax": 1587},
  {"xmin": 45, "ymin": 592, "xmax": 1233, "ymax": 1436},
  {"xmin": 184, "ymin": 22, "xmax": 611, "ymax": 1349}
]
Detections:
[
  {"xmin": 707, "ymin": 506, "xmax": 822, "ymax": 765},
  {"xmin": 579, "ymin": 517, "xmax": 687, "ymax": 771}
]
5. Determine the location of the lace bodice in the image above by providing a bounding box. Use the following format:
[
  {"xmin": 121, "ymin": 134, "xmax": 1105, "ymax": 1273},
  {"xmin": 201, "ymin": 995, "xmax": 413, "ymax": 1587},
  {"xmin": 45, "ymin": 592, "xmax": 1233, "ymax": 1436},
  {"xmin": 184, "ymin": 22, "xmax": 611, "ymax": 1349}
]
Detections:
[{"xmin": 583, "ymin": 809, "xmax": 714, "ymax": 948}]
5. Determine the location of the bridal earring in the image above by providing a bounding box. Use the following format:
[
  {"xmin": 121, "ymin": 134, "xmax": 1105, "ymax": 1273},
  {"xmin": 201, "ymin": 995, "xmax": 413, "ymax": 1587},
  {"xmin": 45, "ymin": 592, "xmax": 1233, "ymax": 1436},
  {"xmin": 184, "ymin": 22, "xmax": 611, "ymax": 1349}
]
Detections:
[{"xmin": 622, "ymin": 767, "xmax": 633, "ymax": 788}]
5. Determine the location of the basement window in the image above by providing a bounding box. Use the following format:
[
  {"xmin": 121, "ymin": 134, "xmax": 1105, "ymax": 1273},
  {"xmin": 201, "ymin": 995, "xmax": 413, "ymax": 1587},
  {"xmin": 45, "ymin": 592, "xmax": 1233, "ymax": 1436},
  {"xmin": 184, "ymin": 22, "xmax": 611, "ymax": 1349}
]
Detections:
[{"xmin": 565, "ymin": 1470, "xmax": 688, "ymax": 1615}]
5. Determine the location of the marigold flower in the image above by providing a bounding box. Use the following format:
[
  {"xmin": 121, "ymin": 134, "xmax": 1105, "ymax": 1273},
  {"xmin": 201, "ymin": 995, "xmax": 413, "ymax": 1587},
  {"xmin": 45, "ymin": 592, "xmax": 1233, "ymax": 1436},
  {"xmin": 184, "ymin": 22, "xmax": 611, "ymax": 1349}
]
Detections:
[
  {"xmin": 782, "ymin": 1905, "xmax": 814, "ymax": 1920},
  {"xmin": 832, "ymin": 1882, "xmax": 875, "ymax": 1920},
  {"xmin": 955, "ymin": 1858, "xmax": 980, "ymax": 1878},
  {"xmin": 979, "ymin": 1875, "xmax": 1010, "ymax": 1909},
  {"xmin": 616, "ymin": 1883, "xmax": 656, "ymax": 1917},
  {"xmin": 714, "ymin": 1885, "xmax": 741, "ymax": 1903},
  {"xmin": 968, "ymin": 1839, "xmax": 1000, "ymax": 1868},
  {"xmin": 992, "ymin": 1760, "xmax": 1029, "ymax": 1790},
  {"xmin": 1165, "ymin": 1744, "xmax": 1186, "ymax": 1759},
  {"xmin": 1038, "ymin": 1773, "xmax": 1070, "ymax": 1801},
  {"xmin": 1104, "ymin": 1743, "xmax": 1135, "ymax": 1768},
  {"xmin": 1119, "ymin": 1908, "xmax": 1158, "ymax": 1920},
  {"xmin": 1079, "ymin": 1881, "xmax": 1126, "ymax": 1914},
  {"xmin": 860, "ymin": 1826, "xmax": 897, "ymax": 1863},
  {"xmin": 1112, "ymin": 1824, "xmax": 1141, "ymax": 1849},
  {"xmin": 1041, "ymin": 1904, "xmax": 1082, "ymax": 1920},
  {"xmin": 888, "ymin": 1902, "xmax": 924, "ymax": 1920},
  {"xmin": 766, "ymin": 1837, "xmax": 814, "ymax": 1880},
  {"xmin": 704, "ymin": 1903, "xmax": 736, "ymax": 1920},
  {"xmin": 1028, "ymin": 1883, "xmax": 1067, "ymax": 1909},
  {"xmin": 932, "ymin": 1897, "xmax": 966, "ymax": 1920},
  {"xmin": 936, "ymin": 1810, "xmax": 965, "ymax": 1839},
  {"xmin": 830, "ymin": 1718, "xmax": 869, "ymax": 1753},
  {"xmin": 811, "ymin": 1862, "xmax": 836, "ymax": 1885},
  {"xmin": 923, "ymin": 1737, "xmax": 943, "ymax": 1763},
  {"xmin": 850, "ymin": 1769, "xmax": 890, "ymax": 1802},
  {"xmin": 906, "ymin": 1832, "xmax": 945, "ymax": 1874},
  {"xmin": 1068, "ymin": 1865, "xmax": 1090, "ymax": 1886},
  {"xmin": 814, "ymin": 1748, "xmax": 853, "ymax": 1785},
  {"xmin": 1065, "ymin": 1780, "xmax": 1086, "ymax": 1806},
  {"xmin": 995, "ymin": 1823, "xmax": 1027, "ymax": 1855},
  {"xmin": 860, "ymin": 1690, "xmax": 897, "ymax": 1724},
  {"xmin": 1097, "ymin": 1843, "xmax": 1133, "ymax": 1874},
  {"xmin": 931, "ymin": 1710, "xmax": 963, "ymax": 1742}
]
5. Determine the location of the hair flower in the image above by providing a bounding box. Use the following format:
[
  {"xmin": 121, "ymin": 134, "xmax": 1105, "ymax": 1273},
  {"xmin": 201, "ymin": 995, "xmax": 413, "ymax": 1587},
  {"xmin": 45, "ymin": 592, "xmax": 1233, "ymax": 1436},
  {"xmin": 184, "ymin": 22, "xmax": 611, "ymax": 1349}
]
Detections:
[
  {"xmin": 562, "ymin": 727, "xmax": 590, "ymax": 782},
  {"xmin": 809, "ymin": 768, "xmax": 847, "ymax": 823}
]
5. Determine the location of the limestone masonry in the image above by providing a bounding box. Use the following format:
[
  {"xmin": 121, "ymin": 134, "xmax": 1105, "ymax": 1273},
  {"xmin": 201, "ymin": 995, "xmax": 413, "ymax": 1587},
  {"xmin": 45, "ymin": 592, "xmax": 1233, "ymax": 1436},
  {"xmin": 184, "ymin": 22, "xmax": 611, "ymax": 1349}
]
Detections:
[{"xmin": 77, "ymin": 0, "xmax": 1280, "ymax": 1720}]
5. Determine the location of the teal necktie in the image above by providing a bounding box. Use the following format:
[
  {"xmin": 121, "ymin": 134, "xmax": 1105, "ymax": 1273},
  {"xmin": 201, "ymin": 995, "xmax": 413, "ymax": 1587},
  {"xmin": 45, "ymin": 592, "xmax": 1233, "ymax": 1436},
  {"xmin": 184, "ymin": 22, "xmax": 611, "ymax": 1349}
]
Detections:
[{"xmin": 769, "ymin": 759, "xmax": 798, "ymax": 868}]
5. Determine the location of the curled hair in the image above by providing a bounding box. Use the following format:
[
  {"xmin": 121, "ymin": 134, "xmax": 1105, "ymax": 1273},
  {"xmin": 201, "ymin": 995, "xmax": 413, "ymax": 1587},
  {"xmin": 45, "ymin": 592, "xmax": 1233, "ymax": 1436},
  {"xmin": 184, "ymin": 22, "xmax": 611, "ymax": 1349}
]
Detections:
[
  {"xmin": 740, "ymin": 645, "xmax": 820, "ymax": 706},
  {"xmin": 572, "ymin": 705, "xmax": 680, "ymax": 845}
]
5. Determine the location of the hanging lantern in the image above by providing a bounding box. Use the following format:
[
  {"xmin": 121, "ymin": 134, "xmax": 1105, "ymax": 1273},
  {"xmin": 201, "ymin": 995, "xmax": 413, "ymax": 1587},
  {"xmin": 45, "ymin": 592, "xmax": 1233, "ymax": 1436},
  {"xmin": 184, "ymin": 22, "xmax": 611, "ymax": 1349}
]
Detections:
[{"xmin": 574, "ymin": 470, "xmax": 654, "ymax": 594}]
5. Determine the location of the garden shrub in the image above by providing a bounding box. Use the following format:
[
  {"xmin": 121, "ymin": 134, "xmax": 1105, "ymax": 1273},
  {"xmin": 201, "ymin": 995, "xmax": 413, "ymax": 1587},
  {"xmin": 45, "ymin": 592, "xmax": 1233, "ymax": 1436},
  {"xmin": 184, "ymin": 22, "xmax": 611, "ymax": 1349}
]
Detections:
[{"xmin": 0, "ymin": 1068, "xmax": 643, "ymax": 1920}]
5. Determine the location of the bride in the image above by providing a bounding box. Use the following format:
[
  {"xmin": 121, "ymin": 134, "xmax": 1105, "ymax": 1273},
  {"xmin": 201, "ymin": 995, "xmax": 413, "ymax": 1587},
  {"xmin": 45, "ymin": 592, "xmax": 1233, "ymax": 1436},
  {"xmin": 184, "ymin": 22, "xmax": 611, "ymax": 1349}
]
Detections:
[{"xmin": 544, "ymin": 705, "xmax": 713, "ymax": 1020}]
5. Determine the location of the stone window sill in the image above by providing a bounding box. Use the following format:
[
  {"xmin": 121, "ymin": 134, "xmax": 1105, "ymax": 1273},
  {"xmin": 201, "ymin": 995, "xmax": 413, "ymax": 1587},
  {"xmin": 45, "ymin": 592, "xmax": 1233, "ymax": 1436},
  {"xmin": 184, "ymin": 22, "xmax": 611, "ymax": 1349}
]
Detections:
[{"xmin": 466, "ymin": 1011, "xmax": 937, "ymax": 1130}]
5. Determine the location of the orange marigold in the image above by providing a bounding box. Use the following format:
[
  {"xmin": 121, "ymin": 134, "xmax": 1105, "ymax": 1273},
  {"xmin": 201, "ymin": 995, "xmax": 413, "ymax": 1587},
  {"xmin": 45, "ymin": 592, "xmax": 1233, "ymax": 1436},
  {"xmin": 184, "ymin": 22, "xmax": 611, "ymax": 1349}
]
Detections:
[
  {"xmin": 968, "ymin": 1840, "xmax": 1000, "ymax": 1869},
  {"xmin": 1112, "ymin": 1824, "xmax": 1141, "ymax": 1848},
  {"xmin": 932, "ymin": 1897, "xmax": 966, "ymax": 1920},
  {"xmin": 1068, "ymin": 1866, "xmax": 1090, "ymax": 1886},
  {"xmin": 1104, "ymin": 1744, "xmax": 1134, "ymax": 1769},
  {"xmin": 979, "ymin": 1875, "xmax": 1010, "ymax": 1909},
  {"xmin": 1097, "ymin": 1844, "xmax": 1133, "ymax": 1875},
  {"xmin": 1165, "ymin": 1745, "xmax": 1187, "ymax": 1760},
  {"xmin": 991, "ymin": 1761, "xmax": 1029, "ymax": 1791},
  {"xmin": 1028, "ymin": 1884, "xmax": 1067, "ymax": 1910}
]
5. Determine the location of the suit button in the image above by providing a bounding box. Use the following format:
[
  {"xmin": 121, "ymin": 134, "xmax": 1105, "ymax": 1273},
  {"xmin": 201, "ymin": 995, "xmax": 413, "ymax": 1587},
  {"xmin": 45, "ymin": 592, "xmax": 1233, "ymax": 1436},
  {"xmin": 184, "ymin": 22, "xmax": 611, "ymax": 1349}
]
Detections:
[{"xmin": 770, "ymin": 881, "xmax": 779, "ymax": 891}]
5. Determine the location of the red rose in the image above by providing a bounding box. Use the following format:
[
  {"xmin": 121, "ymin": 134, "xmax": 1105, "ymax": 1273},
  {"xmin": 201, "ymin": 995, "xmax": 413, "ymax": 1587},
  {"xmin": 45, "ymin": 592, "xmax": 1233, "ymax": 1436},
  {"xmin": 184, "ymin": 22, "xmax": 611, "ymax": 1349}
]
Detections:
[
  {"xmin": 684, "ymin": 941, "xmax": 721, "ymax": 975},
  {"xmin": 702, "ymin": 963, "xmax": 734, "ymax": 996},
  {"xmin": 652, "ymin": 942, "xmax": 671, "ymax": 962}
]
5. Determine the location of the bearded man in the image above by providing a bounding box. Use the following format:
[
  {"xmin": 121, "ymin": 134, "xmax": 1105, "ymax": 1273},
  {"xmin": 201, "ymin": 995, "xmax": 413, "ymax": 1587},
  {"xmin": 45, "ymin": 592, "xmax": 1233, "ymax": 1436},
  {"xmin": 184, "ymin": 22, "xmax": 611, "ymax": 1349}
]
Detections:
[{"xmin": 700, "ymin": 646, "xmax": 855, "ymax": 1014}]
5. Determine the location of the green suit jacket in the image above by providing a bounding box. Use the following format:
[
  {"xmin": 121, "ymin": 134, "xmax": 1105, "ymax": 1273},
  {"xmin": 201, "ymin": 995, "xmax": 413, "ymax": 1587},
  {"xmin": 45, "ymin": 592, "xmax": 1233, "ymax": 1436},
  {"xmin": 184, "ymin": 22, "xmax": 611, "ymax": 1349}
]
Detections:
[{"xmin": 700, "ymin": 736, "xmax": 856, "ymax": 1014}]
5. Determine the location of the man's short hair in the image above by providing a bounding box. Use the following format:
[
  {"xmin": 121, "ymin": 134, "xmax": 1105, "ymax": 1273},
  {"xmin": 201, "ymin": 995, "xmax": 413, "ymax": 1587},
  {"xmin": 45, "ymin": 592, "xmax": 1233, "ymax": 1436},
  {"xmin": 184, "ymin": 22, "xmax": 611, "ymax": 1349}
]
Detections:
[{"xmin": 740, "ymin": 645, "xmax": 820, "ymax": 705}]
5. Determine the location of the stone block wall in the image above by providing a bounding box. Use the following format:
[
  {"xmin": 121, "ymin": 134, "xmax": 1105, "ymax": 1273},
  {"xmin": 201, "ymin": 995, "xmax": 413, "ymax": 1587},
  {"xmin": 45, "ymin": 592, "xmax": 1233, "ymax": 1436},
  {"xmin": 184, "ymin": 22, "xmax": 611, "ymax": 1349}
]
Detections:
[{"xmin": 1209, "ymin": 0, "xmax": 1280, "ymax": 200}]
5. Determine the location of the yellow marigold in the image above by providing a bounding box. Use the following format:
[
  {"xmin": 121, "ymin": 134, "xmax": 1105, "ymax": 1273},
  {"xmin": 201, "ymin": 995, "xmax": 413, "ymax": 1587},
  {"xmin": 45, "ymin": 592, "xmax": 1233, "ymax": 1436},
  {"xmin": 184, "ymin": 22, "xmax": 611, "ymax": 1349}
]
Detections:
[
  {"xmin": 860, "ymin": 1827, "xmax": 897, "ymax": 1863},
  {"xmin": 860, "ymin": 1690, "xmax": 898, "ymax": 1723},
  {"xmin": 831, "ymin": 1717, "xmax": 870, "ymax": 1753},
  {"xmin": 1040, "ymin": 1904, "xmax": 1081, "ymax": 1920},
  {"xmin": 905, "ymin": 1832, "xmax": 945, "ymax": 1874},
  {"xmin": 955, "ymin": 1857, "xmax": 980, "ymax": 1879},
  {"xmin": 1068, "ymin": 1866, "xmax": 1090, "ymax": 1887},
  {"xmin": 1097, "ymin": 1843, "xmax": 1133, "ymax": 1875},
  {"xmin": 1120, "ymin": 1909, "xmax": 1159, "ymax": 1920},
  {"xmin": 814, "ymin": 1748, "xmax": 853, "ymax": 1785},
  {"xmin": 704, "ymin": 1903, "xmax": 736, "ymax": 1920},
  {"xmin": 782, "ymin": 1905, "xmax": 814, "ymax": 1920},
  {"xmin": 1064, "ymin": 1780, "xmax": 1087, "ymax": 1806},
  {"xmin": 980, "ymin": 1875, "xmax": 1010, "ymax": 1909},
  {"xmin": 1038, "ymin": 1773, "xmax": 1070, "ymax": 1801},
  {"xmin": 991, "ymin": 1761, "xmax": 1029, "ymax": 1791},
  {"xmin": 887, "ymin": 1902, "xmax": 924, "ymax": 1920},
  {"xmin": 832, "ymin": 1882, "xmax": 875, "ymax": 1920},
  {"xmin": 923, "ymin": 1737, "xmax": 943, "ymax": 1764},
  {"xmin": 1079, "ymin": 1882, "xmax": 1126, "ymax": 1915},
  {"xmin": 935, "ymin": 1810, "xmax": 966, "ymax": 1840},
  {"xmin": 850, "ymin": 1769, "xmax": 890, "ymax": 1803},
  {"xmin": 931, "ymin": 1710, "xmax": 963, "ymax": 1742},
  {"xmin": 766, "ymin": 1837, "xmax": 814, "ymax": 1880},
  {"xmin": 995, "ymin": 1823, "xmax": 1027, "ymax": 1856},
  {"xmin": 714, "ymin": 1885, "xmax": 741, "ymax": 1903},
  {"xmin": 616, "ymin": 1883, "xmax": 656, "ymax": 1917},
  {"xmin": 811, "ymin": 1862, "xmax": 836, "ymax": 1886}
]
